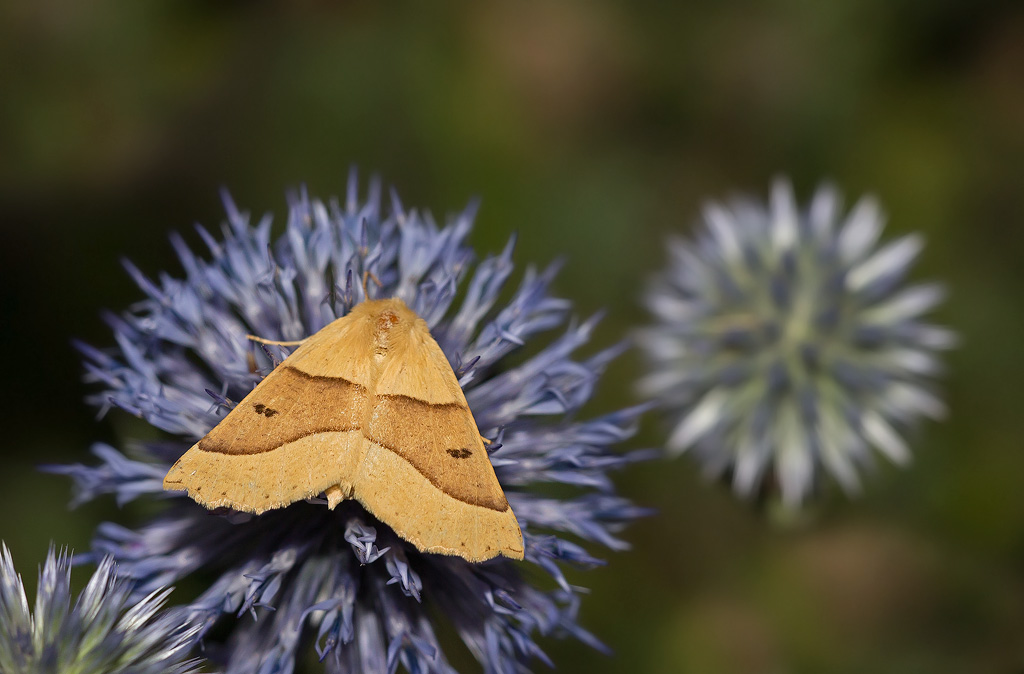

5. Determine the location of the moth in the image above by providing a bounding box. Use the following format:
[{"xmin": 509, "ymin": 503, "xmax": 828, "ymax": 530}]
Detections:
[{"xmin": 164, "ymin": 297, "xmax": 524, "ymax": 562}]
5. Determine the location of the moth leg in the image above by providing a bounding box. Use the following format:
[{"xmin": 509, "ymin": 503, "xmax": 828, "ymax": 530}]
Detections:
[
  {"xmin": 361, "ymin": 270, "xmax": 382, "ymax": 298},
  {"xmin": 325, "ymin": 484, "xmax": 348, "ymax": 509}
]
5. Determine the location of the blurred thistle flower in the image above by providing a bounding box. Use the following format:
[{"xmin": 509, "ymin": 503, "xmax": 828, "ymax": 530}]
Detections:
[
  {"xmin": 638, "ymin": 179, "xmax": 955, "ymax": 506},
  {"xmin": 49, "ymin": 172, "xmax": 650, "ymax": 673},
  {"xmin": 0, "ymin": 543, "xmax": 203, "ymax": 674}
]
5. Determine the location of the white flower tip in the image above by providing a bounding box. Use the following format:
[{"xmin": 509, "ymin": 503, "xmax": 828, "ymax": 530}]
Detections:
[
  {"xmin": 862, "ymin": 411, "xmax": 912, "ymax": 466},
  {"xmin": 666, "ymin": 389, "xmax": 727, "ymax": 452}
]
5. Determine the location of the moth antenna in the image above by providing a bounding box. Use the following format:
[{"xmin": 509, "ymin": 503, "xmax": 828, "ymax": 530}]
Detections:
[
  {"xmin": 246, "ymin": 334, "xmax": 307, "ymax": 347},
  {"xmin": 362, "ymin": 270, "xmax": 382, "ymax": 299}
]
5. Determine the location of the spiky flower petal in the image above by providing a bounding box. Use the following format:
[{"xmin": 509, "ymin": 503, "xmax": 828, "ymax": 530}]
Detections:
[
  {"xmin": 0, "ymin": 543, "xmax": 202, "ymax": 674},
  {"xmin": 638, "ymin": 179, "xmax": 954, "ymax": 505},
  {"xmin": 50, "ymin": 173, "xmax": 650, "ymax": 673}
]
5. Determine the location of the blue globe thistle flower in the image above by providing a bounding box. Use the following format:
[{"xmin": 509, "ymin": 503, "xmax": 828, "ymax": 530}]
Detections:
[
  {"xmin": 50, "ymin": 173, "xmax": 650, "ymax": 673},
  {"xmin": 638, "ymin": 179, "xmax": 955, "ymax": 506},
  {"xmin": 0, "ymin": 543, "xmax": 203, "ymax": 674}
]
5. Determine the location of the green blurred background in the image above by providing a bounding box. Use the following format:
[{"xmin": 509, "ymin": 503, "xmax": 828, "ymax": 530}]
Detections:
[{"xmin": 2, "ymin": 1, "xmax": 1023, "ymax": 672}]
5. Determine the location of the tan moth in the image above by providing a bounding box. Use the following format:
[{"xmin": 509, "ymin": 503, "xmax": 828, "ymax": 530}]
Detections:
[{"xmin": 163, "ymin": 297, "xmax": 524, "ymax": 562}]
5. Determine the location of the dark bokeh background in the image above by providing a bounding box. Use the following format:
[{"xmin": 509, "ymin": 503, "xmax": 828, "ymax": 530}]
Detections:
[{"xmin": 3, "ymin": 2, "xmax": 1024, "ymax": 672}]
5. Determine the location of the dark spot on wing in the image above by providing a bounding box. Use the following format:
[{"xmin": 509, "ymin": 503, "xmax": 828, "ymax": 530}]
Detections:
[
  {"xmin": 365, "ymin": 395, "xmax": 507, "ymax": 511},
  {"xmin": 253, "ymin": 403, "xmax": 278, "ymax": 417}
]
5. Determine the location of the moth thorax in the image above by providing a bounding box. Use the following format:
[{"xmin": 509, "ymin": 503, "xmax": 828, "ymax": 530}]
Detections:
[{"xmin": 373, "ymin": 310, "xmax": 401, "ymax": 358}]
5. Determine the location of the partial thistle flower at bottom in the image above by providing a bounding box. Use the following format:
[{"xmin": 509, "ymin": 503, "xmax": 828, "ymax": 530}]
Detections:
[
  {"xmin": 637, "ymin": 179, "xmax": 955, "ymax": 506},
  {"xmin": 48, "ymin": 173, "xmax": 652, "ymax": 673},
  {"xmin": 0, "ymin": 543, "xmax": 203, "ymax": 674}
]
